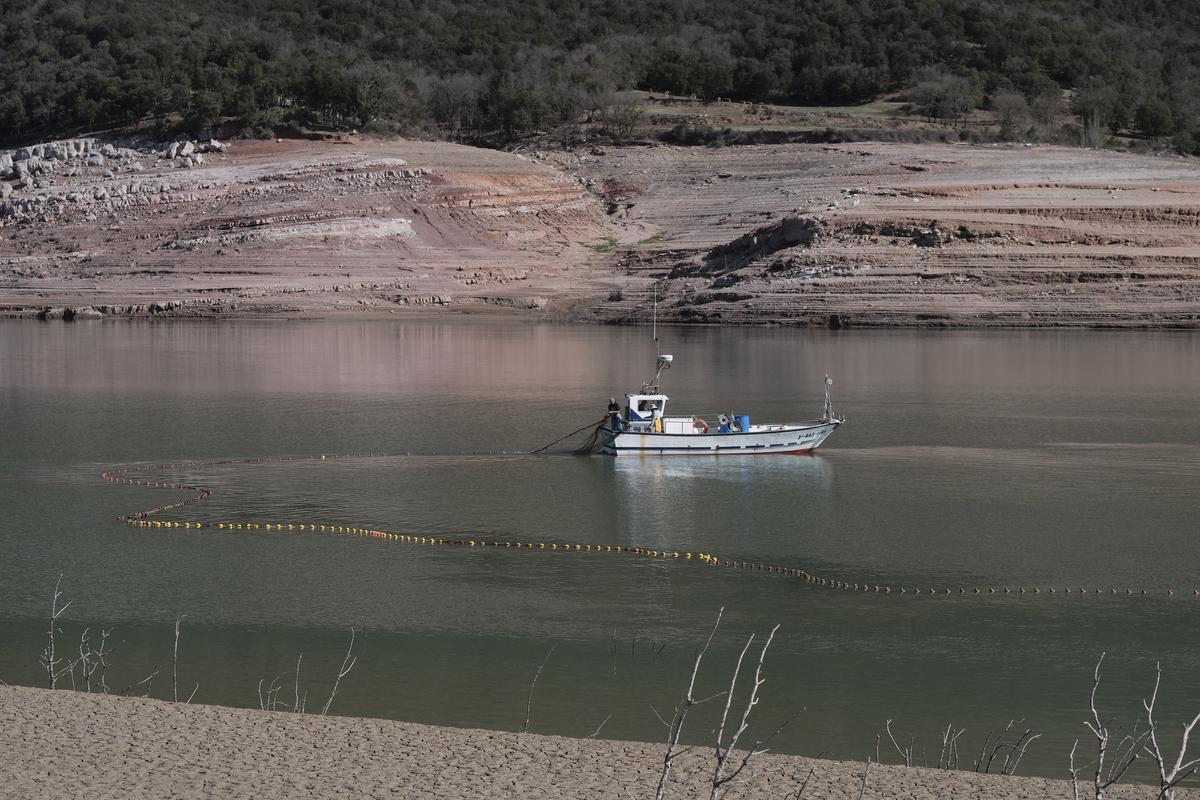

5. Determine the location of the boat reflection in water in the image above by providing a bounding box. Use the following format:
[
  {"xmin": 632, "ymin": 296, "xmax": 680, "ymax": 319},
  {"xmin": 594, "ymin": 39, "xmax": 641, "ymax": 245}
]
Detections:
[{"xmin": 605, "ymin": 449, "xmax": 836, "ymax": 552}]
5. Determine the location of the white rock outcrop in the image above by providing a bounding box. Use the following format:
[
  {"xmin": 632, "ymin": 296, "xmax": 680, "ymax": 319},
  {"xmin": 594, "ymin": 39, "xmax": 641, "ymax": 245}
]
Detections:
[{"xmin": 1, "ymin": 135, "xmax": 225, "ymax": 222}]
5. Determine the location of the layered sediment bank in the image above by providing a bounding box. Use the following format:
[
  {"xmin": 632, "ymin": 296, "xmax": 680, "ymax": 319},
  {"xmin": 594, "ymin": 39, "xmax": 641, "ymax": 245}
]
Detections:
[
  {"xmin": 0, "ymin": 685, "xmax": 1185, "ymax": 799},
  {"xmin": 0, "ymin": 137, "xmax": 617, "ymax": 319},
  {"xmin": 3, "ymin": 136, "xmax": 1200, "ymax": 327},
  {"xmin": 570, "ymin": 143, "xmax": 1200, "ymax": 328}
]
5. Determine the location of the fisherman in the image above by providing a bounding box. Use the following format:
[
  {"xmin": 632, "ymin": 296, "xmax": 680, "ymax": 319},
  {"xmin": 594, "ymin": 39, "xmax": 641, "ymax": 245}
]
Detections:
[
  {"xmin": 648, "ymin": 401, "xmax": 662, "ymax": 433},
  {"xmin": 607, "ymin": 397, "xmax": 623, "ymax": 431}
]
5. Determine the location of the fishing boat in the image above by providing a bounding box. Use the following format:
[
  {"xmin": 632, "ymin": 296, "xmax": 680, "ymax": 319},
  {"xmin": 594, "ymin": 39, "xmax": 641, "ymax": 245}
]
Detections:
[{"xmin": 600, "ymin": 355, "xmax": 844, "ymax": 456}]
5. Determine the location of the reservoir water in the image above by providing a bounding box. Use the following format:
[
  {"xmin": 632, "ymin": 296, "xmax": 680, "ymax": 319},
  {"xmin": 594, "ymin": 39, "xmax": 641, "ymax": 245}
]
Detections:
[{"xmin": 2, "ymin": 319, "xmax": 1199, "ymax": 776}]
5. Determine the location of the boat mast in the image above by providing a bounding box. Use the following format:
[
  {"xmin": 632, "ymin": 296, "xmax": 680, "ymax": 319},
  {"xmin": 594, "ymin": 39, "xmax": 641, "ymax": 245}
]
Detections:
[
  {"xmin": 641, "ymin": 284, "xmax": 672, "ymax": 393},
  {"xmin": 652, "ymin": 282, "xmax": 658, "ymax": 345}
]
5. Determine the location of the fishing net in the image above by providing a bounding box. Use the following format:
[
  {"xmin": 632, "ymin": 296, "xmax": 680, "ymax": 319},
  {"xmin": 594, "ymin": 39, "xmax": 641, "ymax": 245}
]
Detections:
[{"xmin": 572, "ymin": 422, "xmax": 606, "ymax": 455}]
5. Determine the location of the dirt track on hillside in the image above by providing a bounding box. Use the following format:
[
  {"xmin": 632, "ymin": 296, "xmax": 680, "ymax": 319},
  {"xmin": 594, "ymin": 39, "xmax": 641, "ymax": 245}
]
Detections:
[{"xmin": 3, "ymin": 138, "xmax": 1199, "ymax": 326}]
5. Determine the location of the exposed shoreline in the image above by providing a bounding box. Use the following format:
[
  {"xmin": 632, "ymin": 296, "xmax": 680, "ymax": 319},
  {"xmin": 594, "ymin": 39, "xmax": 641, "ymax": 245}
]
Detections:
[
  {"xmin": 1, "ymin": 684, "xmax": 1187, "ymax": 799},
  {"xmin": 7, "ymin": 305, "xmax": 1200, "ymax": 329},
  {"xmin": 4, "ymin": 302, "xmax": 1200, "ymax": 329},
  {"xmin": 3, "ymin": 136, "xmax": 1199, "ymax": 329}
]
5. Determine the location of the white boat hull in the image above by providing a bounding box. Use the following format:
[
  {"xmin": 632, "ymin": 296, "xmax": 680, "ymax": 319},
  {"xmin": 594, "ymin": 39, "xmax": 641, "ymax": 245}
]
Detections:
[{"xmin": 601, "ymin": 421, "xmax": 841, "ymax": 456}]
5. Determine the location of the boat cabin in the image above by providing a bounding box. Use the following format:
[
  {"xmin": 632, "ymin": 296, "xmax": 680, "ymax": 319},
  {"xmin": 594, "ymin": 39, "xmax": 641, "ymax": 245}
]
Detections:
[
  {"xmin": 623, "ymin": 393, "xmax": 708, "ymax": 434},
  {"xmin": 625, "ymin": 393, "xmax": 668, "ymax": 429}
]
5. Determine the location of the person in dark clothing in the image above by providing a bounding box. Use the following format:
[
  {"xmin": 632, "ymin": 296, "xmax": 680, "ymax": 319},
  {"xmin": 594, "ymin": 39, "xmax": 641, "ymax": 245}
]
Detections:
[{"xmin": 607, "ymin": 397, "xmax": 623, "ymax": 431}]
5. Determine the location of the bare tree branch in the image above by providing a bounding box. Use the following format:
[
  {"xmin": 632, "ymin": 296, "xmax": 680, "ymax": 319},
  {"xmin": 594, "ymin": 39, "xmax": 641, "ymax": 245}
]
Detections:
[
  {"xmin": 321, "ymin": 626, "xmax": 360, "ymax": 716},
  {"xmin": 709, "ymin": 624, "xmax": 780, "ymax": 799},
  {"xmin": 656, "ymin": 606, "xmax": 724, "ymax": 800},
  {"xmin": 40, "ymin": 574, "xmax": 73, "ymax": 689},
  {"xmin": 1081, "ymin": 652, "xmax": 1146, "ymax": 800},
  {"xmin": 1002, "ymin": 728, "xmax": 1042, "ymax": 775},
  {"xmin": 886, "ymin": 719, "xmax": 913, "ymax": 767}
]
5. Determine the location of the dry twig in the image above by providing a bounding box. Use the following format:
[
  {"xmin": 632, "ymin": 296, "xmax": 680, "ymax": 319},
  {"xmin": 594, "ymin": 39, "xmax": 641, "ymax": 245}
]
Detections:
[
  {"xmin": 885, "ymin": 719, "xmax": 913, "ymax": 767},
  {"xmin": 40, "ymin": 574, "xmax": 73, "ymax": 689},
  {"xmin": 321, "ymin": 626, "xmax": 360, "ymax": 716},
  {"xmin": 172, "ymin": 615, "xmax": 198, "ymax": 703},
  {"xmin": 587, "ymin": 714, "xmax": 612, "ymax": 739},
  {"xmin": 1070, "ymin": 739, "xmax": 1082, "ymax": 800},
  {"xmin": 786, "ymin": 766, "xmax": 816, "ymax": 800},
  {"xmin": 120, "ymin": 666, "xmax": 160, "ymax": 697},
  {"xmin": 293, "ymin": 654, "xmax": 305, "ymax": 713},
  {"xmin": 78, "ymin": 627, "xmax": 111, "ymax": 694},
  {"xmin": 520, "ymin": 644, "xmax": 555, "ymax": 734},
  {"xmin": 939, "ymin": 723, "xmax": 966, "ymax": 770},
  {"xmin": 972, "ymin": 719, "xmax": 1041, "ymax": 775},
  {"xmin": 856, "ymin": 759, "xmax": 873, "ymax": 800}
]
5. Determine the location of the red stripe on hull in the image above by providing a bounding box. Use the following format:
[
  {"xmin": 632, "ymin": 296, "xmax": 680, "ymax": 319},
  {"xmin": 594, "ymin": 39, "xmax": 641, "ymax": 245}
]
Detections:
[{"xmin": 605, "ymin": 446, "xmax": 820, "ymax": 456}]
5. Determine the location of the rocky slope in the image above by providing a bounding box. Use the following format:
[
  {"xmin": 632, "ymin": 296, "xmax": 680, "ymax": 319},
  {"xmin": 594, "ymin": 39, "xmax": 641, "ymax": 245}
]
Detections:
[
  {"xmin": 564, "ymin": 142, "xmax": 1200, "ymax": 327},
  {"xmin": 0, "ymin": 136, "xmax": 618, "ymax": 318},
  {"xmin": 3, "ymin": 136, "xmax": 1199, "ymax": 327}
]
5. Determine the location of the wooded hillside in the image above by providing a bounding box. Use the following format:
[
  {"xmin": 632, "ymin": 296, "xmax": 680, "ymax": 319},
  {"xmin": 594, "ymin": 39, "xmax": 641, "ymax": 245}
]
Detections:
[{"xmin": 3, "ymin": 0, "xmax": 1198, "ymax": 150}]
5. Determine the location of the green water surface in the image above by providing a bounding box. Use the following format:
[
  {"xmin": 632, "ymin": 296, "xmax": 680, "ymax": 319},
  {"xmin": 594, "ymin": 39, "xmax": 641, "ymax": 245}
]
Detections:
[{"xmin": 2, "ymin": 319, "xmax": 1199, "ymax": 778}]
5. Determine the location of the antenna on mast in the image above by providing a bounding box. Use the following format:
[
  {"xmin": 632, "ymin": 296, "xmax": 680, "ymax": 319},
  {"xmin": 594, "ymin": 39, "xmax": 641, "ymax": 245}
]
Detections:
[{"xmin": 643, "ymin": 354, "xmax": 673, "ymax": 392}]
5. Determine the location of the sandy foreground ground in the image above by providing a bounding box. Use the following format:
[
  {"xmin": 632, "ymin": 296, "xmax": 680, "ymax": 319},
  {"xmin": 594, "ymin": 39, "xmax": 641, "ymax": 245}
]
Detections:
[
  {"xmin": 0, "ymin": 685, "xmax": 1187, "ymax": 800},
  {"xmin": 3, "ymin": 136, "xmax": 1199, "ymax": 327}
]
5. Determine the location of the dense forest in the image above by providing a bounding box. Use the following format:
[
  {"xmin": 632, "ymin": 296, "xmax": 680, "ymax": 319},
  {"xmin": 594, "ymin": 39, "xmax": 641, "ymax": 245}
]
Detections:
[{"xmin": 2, "ymin": 0, "xmax": 1199, "ymax": 151}]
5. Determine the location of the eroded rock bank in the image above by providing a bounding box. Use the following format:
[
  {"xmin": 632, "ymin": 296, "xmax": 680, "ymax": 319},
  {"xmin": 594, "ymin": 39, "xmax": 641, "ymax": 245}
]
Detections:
[
  {"xmin": 3, "ymin": 136, "xmax": 1200, "ymax": 327},
  {"xmin": 568, "ymin": 143, "xmax": 1200, "ymax": 328},
  {"xmin": 0, "ymin": 135, "xmax": 618, "ymax": 319},
  {"xmin": 0, "ymin": 136, "xmax": 227, "ymax": 220}
]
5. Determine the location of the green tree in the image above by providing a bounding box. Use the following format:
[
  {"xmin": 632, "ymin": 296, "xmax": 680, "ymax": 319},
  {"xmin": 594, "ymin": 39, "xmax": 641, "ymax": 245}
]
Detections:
[
  {"xmin": 1136, "ymin": 98, "xmax": 1174, "ymax": 137},
  {"xmin": 909, "ymin": 68, "xmax": 981, "ymax": 125}
]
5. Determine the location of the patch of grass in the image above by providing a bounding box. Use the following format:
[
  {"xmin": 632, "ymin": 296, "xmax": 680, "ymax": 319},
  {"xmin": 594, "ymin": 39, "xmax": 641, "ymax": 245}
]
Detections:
[
  {"xmin": 779, "ymin": 100, "xmax": 909, "ymax": 118},
  {"xmin": 585, "ymin": 236, "xmax": 619, "ymax": 253},
  {"xmin": 627, "ymin": 90, "xmax": 910, "ymax": 121}
]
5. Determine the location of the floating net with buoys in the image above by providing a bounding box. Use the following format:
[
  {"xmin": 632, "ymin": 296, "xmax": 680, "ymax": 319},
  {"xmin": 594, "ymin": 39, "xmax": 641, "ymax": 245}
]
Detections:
[{"xmin": 100, "ymin": 456, "xmax": 1197, "ymax": 601}]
